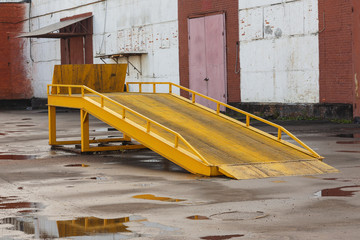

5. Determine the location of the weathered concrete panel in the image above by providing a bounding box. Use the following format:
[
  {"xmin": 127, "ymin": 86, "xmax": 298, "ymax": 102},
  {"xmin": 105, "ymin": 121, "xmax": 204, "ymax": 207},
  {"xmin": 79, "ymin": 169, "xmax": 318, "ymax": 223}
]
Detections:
[
  {"xmin": 239, "ymin": 0, "xmax": 319, "ymax": 103},
  {"xmin": 239, "ymin": 7, "xmax": 263, "ymax": 41}
]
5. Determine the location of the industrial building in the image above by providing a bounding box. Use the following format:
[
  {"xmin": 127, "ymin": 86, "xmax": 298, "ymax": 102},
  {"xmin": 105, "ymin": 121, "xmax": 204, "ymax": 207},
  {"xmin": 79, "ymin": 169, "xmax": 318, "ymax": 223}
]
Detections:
[{"xmin": 0, "ymin": 0, "xmax": 359, "ymax": 122}]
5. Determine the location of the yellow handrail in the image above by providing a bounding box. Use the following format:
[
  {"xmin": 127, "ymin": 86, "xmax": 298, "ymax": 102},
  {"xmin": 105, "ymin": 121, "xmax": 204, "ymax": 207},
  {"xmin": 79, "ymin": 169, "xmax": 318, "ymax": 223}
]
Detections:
[
  {"xmin": 47, "ymin": 84, "xmax": 211, "ymax": 165},
  {"xmin": 126, "ymin": 82, "xmax": 322, "ymax": 159}
]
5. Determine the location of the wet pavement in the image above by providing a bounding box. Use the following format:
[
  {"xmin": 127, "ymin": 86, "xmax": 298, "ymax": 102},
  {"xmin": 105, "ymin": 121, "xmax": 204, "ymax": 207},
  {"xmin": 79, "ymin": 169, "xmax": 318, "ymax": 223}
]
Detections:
[{"xmin": 0, "ymin": 110, "xmax": 360, "ymax": 239}]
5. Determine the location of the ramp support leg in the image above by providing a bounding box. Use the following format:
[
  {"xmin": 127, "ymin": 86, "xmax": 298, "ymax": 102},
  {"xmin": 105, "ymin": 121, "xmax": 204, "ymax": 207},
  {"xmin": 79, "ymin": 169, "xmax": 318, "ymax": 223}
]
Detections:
[
  {"xmin": 81, "ymin": 109, "xmax": 90, "ymax": 152},
  {"xmin": 123, "ymin": 134, "xmax": 131, "ymax": 141},
  {"xmin": 48, "ymin": 106, "xmax": 57, "ymax": 145}
]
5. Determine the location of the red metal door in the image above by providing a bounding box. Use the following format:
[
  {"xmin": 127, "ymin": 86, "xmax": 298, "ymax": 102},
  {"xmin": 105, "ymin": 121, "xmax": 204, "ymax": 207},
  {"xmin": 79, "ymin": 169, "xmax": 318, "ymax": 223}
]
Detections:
[
  {"xmin": 188, "ymin": 14, "xmax": 227, "ymax": 110},
  {"xmin": 62, "ymin": 37, "xmax": 85, "ymax": 64}
]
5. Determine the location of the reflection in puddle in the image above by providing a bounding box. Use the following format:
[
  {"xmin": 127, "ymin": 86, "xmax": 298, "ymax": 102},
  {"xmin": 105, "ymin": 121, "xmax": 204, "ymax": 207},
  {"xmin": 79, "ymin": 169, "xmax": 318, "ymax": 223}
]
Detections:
[
  {"xmin": 314, "ymin": 185, "xmax": 360, "ymax": 197},
  {"xmin": 0, "ymin": 155, "xmax": 37, "ymax": 160},
  {"xmin": 187, "ymin": 215, "xmax": 210, "ymax": 220},
  {"xmin": 0, "ymin": 196, "xmax": 42, "ymax": 214},
  {"xmin": 64, "ymin": 164, "xmax": 89, "ymax": 168},
  {"xmin": 0, "ymin": 133, "xmax": 6, "ymax": 136},
  {"xmin": 16, "ymin": 125, "xmax": 36, "ymax": 127},
  {"xmin": 200, "ymin": 234, "xmax": 244, "ymax": 240},
  {"xmin": 133, "ymin": 194, "xmax": 185, "ymax": 202},
  {"xmin": 1, "ymin": 215, "xmax": 178, "ymax": 239}
]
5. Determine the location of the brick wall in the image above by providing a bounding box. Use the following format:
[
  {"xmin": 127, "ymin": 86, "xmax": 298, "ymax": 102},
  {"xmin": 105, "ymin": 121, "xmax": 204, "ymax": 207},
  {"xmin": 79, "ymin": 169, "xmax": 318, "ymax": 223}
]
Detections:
[
  {"xmin": 352, "ymin": 0, "xmax": 360, "ymax": 119},
  {"xmin": 318, "ymin": 0, "xmax": 354, "ymax": 104},
  {"xmin": 178, "ymin": 0, "xmax": 240, "ymax": 102},
  {"xmin": 0, "ymin": 3, "xmax": 32, "ymax": 100}
]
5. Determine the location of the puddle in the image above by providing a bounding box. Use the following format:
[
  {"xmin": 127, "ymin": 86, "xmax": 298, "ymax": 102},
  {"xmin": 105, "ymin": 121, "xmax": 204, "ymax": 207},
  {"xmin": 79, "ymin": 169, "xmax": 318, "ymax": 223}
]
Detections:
[
  {"xmin": 314, "ymin": 185, "xmax": 360, "ymax": 197},
  {"xmin": 336, "ymin": 140, "xmax": 360, "ymax": 144},
  {"xmin": 187, "ymin": 215, "xmax": 210, "ymax": 220},
  {"xmin": 0, "ymin": 155, "xmax": 37, "ymax": 160},
  {"xmin": 1, "ymin": 215, "xmax": 178, "ymax": 239},
  {"xmin": 336, "ymin": 133, "xmax": 355, "ymax": 138},
  {"xmin": 210, "ymin": 211, "xmax": 268, "ymax": 221},
  {"xmin": 200, "ymin": 234, "xmax": 245, "ymax": 240},
  {"xmin": 16, "ymin": 125, "xmax": 36, "ymax": 127},
  {"xmin": 88, "ymin": 176, "xmax": 107, "ymax": 180},
  {"xmin": 337, "ymin": 150, "xmax": 360, "ymax": 153},
  {"xmin": 21, "ymin": 118, "xmax": 32, "ymax": 121},
  {"xmin": 64, "ymin": 164, "xmax": 89, "ymax": 167},
  {"xmin": 0, "ymin": 196, "xmax": 43, "ymax": 214},
  {"xmin": 5, "ymin": 131, "xmax": 25, "ymax": 133},
  {"xmin": 132, "ymin": 194, "xmax": 185, "ymax": 202}
]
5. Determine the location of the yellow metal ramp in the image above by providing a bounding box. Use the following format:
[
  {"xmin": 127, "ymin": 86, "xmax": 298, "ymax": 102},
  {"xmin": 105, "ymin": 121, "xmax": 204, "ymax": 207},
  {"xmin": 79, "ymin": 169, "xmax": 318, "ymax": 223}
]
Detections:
[
  {"xmin": 91, "ymin": 92, "xmax": 337, "ymax": 179},
  {"xmin": 47, "ymin": 65, "xmax": 337, "ymax": 179}
]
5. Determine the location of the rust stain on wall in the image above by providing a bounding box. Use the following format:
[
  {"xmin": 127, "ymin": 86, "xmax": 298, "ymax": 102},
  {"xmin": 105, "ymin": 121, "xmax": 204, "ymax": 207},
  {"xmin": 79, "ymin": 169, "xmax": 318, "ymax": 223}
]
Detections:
[{"xmin": 0, "ymin": 3, "xmax": 32, "ymax": 100}]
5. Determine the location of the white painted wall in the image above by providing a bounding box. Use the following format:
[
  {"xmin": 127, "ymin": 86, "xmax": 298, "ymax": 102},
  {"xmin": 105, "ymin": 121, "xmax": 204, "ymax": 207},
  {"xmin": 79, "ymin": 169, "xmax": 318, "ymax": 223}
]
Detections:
[
  {"xmin": 28, "ymin": 0, "xmax": 179, "ymax": 98},
  {"xmin": 239, "ymin": 0, "xmax": 320, "ymax": 103}
]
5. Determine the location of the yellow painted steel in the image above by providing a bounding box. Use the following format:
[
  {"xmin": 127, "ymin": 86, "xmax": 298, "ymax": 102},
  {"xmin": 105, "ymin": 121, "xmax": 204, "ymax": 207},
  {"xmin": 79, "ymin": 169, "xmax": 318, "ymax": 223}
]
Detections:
[
  {"xmin": 52, "ymin": 64, "xmax": 127, "ymax": 94},
  {"xmin": 47, "ymin": 82, "xmax": 338, "ymax": 179}
]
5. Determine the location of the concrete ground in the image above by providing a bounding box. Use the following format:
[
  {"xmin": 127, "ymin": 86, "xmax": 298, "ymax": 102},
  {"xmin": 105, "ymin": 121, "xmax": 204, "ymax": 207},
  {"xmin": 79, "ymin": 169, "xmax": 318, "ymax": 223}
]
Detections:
[{"xmin": 0, "ymin": 109, "xmax": 359, "ymax": 240}]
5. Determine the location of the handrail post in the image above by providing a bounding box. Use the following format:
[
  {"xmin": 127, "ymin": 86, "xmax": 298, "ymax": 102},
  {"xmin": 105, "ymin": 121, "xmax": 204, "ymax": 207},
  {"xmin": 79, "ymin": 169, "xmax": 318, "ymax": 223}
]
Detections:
[
  {"xmin": 139, "ymin": 83, "xmax": 142, "ymax": 93},
  {"xmin": 278, "ymin": 128, "xmax": 282, "ymax": 140},
  {"xmin": 81, "ymin": 87, "xmax": 85, "ymax": 97},
  {"xmin": 146, "ymin": 121, "xmax": 151, "ymax": 133},
  {"xmin": 216, "ymin": 103, "xmax": 220, "ymax": 115},
  {"xmin": 192, "ymin": 93, "xmax": 196, "ymax": 103},
  {"xmin": 101, "ymin": 97, "xmax": 104, "ymax": 108},
  {"xmin": 122, "ymin": 108, "xmax": 126, "ymax": 119},
  {"xmin": 246, "ymin": 115, "xmax": 250, "ymax": 127},
  {"xmin": 169, "ymin": 84, "xmax": 172, "ymax": 94},
  {"xmin": 57, "ymin": 86, "xmax": 60, "ymax": 95},
  {"xmin": 153, "ymin": 83, "xmax": 156, "ymax": 93},
  {"xmin": 68, "ymin": 87, "xmax": 72, "ymax": 96},
  {"xmin": 174, "ymin": 135, "xmax": 179, "ymax": 148}
]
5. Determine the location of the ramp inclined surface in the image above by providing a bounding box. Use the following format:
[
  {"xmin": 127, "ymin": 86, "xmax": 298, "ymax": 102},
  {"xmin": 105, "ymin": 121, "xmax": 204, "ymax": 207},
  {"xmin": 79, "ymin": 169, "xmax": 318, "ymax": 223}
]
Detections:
[{"xmin": 87, "ymin": 92, "xmax": 337, "ymax": 179}]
